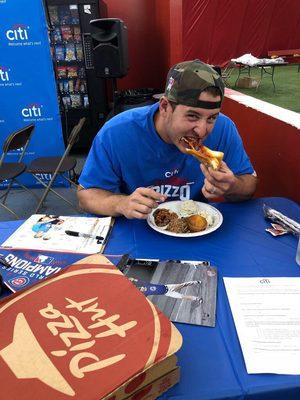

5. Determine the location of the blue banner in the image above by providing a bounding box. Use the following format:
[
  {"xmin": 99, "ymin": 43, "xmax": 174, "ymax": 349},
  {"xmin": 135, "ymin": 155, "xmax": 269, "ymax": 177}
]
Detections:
[{"xmin": 0, "ymin": 0, "xmax": 66, "ymax": 187}]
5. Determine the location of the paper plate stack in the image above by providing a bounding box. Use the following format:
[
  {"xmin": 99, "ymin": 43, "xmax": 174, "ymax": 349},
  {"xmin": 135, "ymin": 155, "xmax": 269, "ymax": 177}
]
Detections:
[{"xmin": 0, "ymin": 254, "xmax": 182, "ymax": 400}]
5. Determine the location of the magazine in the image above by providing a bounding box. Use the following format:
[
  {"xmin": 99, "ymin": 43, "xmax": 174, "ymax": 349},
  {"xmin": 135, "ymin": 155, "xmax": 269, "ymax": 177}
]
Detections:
[
  {"xmin": 0, "ymin": 248, "xmax": 122, "ymax": 293},
  {"xmin": 117, "ymin": 257, "xmax": 217, "ymax": 327},
  {"xmin": 1, "ymin": 214, "xmax": 114, "ymax": 254}
]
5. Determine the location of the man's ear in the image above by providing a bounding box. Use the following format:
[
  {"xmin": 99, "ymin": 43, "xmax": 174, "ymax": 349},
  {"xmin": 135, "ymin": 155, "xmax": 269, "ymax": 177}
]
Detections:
[{"xmin": 159, "ymin": 96, "xmax": 169, "ymax": 115}]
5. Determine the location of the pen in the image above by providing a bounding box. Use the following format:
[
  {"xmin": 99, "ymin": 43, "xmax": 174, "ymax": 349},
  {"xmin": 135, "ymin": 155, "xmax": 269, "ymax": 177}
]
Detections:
[
  {"xmin": 116, "ymin": 253, "xmax": 130, "ymax": 272},
  {"xmin": 65, "ymin": 230, "xmax": 104, "ymax": 241},
  {"xmin": 101, "ymin": 224, "xmax": 113, "ymax": 247}
]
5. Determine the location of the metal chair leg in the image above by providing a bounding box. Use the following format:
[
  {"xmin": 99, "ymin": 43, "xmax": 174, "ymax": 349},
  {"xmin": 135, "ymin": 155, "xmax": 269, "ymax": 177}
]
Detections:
[
  {"xmin": 1, "ymin": 179, "xmax": 40, "ymax": 205},
  {"xmin": 0, "ymin": 202, "xmax": 19, "ymax": 219},
  {"xmin": 34, "ymin": 185, "xmax": 78, "ymax": 214},
  {"xmin": 14, "ymin": 179, "xmax": 41, "ymax": 201},
  {"xmin": 1, "ymin": 181, "xmax": 13, "ymax": 204},
  {"xmin": 32, "ymin": 173, "xmax": 79, "ymax": 214}
]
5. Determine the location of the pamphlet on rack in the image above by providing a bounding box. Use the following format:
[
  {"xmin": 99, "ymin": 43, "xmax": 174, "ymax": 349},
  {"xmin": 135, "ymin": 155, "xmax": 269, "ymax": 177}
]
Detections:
[
  {"xmin": 118, "ymin": 256, "xmax": 217, "ymax": 327},
  {"xmin": 1, "ymin": 214, "xmax": 114, "ymax": 254}
]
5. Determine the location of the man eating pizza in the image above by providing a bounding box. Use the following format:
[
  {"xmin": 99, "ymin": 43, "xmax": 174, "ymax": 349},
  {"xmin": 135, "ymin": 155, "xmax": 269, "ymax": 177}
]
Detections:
[{"xmin": 77, "ymin": 59, "xmax": 257, "ymax": 219}]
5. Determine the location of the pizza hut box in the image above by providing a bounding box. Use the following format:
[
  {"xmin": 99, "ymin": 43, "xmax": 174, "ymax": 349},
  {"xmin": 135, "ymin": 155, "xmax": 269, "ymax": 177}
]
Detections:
[
  {"xmin": 236, "ymin": 76, "xmax": 260, "ymax": 89},
  {"xmin": 105, "ymin": 354, "xmax": 178, "ymax": 400},
  {"xmin": 120, "ymin": 367, "xmax": 180, "ymax": 400},
  {"xmin": 0, "ymin": 254, "xmax": 182, "ymax": 400}
]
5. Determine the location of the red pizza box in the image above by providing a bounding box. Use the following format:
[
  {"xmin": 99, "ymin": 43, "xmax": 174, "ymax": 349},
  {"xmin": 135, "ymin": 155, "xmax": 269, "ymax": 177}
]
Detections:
[
  {"xmin": 0, "ymin": 254, "xmax": 182, "ymax": 400},
  {"xmin": 123, "ymin": 367, "xmax": 180, "ymax": 400},
  {"xmin": 104, "ymin": 354, "xmax": 178, "ymax": 400}
]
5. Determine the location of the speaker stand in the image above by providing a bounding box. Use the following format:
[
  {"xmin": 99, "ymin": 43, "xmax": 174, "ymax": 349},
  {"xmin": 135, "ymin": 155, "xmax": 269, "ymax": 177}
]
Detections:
[{"xmin": 111, "ymin": 78, "xmax": 121, "ymax": 116}]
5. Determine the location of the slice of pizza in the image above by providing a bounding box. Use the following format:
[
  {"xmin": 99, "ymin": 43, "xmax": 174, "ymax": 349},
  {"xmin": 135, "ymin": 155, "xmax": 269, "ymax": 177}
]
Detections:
[{"xmin": 181, "ymin": 137, "xmax": 224, "ymax": 170}]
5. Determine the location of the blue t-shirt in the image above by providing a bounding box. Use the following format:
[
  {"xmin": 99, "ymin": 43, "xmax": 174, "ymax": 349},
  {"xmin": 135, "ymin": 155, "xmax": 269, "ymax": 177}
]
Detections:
[{"xmin": 79, "ymin": 103, "xmax": 254, "ymax": 202}]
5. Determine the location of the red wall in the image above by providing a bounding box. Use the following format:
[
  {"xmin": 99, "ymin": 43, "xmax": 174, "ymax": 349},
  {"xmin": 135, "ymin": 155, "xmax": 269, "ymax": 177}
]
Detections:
[
  {"xmin": 182, "ymin": 0, "xmax": 300, "ymax": 66},
  {"xmin": 101, "ymin": 0, "xmax": 300, "ymax": 85},
  {"xmin": 223, "ymin": 93, "xmax": 300, "ymax": 203},
  {"xmin": 100, "ymin": 0, "xmax": 171, "ymax": 91}
]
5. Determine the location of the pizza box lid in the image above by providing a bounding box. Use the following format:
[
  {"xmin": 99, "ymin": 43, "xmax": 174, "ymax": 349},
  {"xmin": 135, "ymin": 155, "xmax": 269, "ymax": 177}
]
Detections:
[{"xmin": 0, "ymin": 254, "xmax": 182, "ymax": 400}]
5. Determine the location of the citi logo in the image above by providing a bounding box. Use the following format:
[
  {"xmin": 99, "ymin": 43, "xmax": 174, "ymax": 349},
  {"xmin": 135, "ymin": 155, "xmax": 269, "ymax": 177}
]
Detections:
[
  {"xmin": 6, "ymin": 24, "xmax": 29, "ymax": 41},
  {"xmin": 165, "ymin": 168, "xmax": 179, "ymax": 178},
  {"xmin": 259, "ymin": 279, "xmax": 270, "ymax": 284},
  {"xmin": 0, "ymin": 66, "xmax": 10, "ymax": 82},
  {"xmin": 22, "ymin": 104, "xmax": 43, "ymax": 118}
]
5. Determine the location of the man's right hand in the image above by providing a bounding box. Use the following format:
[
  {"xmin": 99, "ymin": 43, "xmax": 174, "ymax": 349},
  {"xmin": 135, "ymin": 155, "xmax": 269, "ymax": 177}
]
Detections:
[{"xmin": 117, "ymin": 187, "xmax": 166, "ymax": 219}]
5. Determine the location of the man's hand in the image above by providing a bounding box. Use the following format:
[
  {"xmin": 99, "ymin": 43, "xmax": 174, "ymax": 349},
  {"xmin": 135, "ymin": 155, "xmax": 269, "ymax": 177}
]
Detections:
[
  {"xmin": 116, "ymin": 187, "xmax": 166, "ymax": 219},
  {"xmin": 201, "ymin": 161, "xmax": 257, "ymax": 201},
  {"xmin": 77, "ymin": 186, "xmax": 166, "ymax": 219}
]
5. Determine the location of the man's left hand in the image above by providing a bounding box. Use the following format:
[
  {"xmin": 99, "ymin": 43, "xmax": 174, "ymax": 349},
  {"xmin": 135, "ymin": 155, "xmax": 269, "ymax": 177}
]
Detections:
[{"xmin": 201, "ymin": 161, "xmax": 236, "ymax": 200}]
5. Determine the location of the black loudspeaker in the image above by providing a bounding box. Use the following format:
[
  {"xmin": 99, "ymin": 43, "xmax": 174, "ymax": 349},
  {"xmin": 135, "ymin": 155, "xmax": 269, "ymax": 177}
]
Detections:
[{"xmin": 90, "ymin": 18, "xmax": 129, "ymax": 78}]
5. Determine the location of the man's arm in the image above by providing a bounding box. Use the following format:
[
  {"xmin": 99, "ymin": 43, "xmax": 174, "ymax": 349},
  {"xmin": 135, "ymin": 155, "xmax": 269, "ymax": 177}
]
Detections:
[
  {"xmin": 223, "ymin": 174, "xmax": 257, "ymax": 201},
  {"xmin": 77, "ymin": 186, "xmax": 166, "ymax": 219},
  {"xmin": 201, "ymin": 162, "xmax": 258, "ymax": 202}
]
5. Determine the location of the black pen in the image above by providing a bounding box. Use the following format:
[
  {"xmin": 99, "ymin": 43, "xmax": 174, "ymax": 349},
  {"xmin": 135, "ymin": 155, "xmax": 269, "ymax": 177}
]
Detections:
[
  {"xmin": 101, "ymin": 224, "xmax": 113, "ymax": 247},
  {"xmin": 65, "ymin": 230, "xmax": 104, "ymax": 241}
]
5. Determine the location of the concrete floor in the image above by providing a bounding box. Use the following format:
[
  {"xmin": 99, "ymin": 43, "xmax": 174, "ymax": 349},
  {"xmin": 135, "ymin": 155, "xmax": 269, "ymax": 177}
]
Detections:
[{"xmin": 0, "ymin": 154, "xmax": 86, "ymax": 222}]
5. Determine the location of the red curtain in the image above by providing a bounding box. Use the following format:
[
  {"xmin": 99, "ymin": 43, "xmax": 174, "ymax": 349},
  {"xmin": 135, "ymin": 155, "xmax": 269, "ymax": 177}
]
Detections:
[{"xmin": 182, "ymin": 0, "xmax": 300, "ymax": 66}]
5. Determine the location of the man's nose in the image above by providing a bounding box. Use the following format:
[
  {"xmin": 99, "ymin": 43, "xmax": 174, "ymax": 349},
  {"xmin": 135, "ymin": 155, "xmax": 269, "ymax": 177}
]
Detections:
[{"xmin": 193, "ymin": 120, "xmax": 208, "ymax": 138}]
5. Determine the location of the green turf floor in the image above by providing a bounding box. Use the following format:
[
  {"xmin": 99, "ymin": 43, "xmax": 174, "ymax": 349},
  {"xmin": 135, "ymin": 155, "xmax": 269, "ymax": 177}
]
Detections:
[{"xmin": 226, "ymin": 65, "xmax": 300, "ymax": 113}]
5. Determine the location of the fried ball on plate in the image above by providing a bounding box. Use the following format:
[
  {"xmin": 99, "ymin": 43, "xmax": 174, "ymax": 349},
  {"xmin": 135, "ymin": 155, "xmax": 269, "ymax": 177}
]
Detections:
[{"xmin": 186, "ymin": 215, "xmax": 208, "ymax": 232}]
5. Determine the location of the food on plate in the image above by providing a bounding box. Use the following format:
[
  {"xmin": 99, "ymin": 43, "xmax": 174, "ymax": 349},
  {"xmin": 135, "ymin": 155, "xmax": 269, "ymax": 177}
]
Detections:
[
  {"xmin": 181, "ymin": 137, "xmax": 224, "ymax": 170},
  {"xmin": 153, "ymin": 208, "xmax": 177, "ymax": 227},
  {"xmin": 199, "ymin": 211, "xmax": 214, "ymax": 227},
  {"xmin": 186, "ymin": 215, "xmax": 208, "ymax": 232},
  {"xmin": 167, "ymin": 217, "xmax": 189, "ymax": 233},
  {"xmin": 152, "ymin": 202, "xmax": 215, "ymax": 234},
  {"xmin": 179, "ymin": 200, "xmax": 199, "ymax": 217}
]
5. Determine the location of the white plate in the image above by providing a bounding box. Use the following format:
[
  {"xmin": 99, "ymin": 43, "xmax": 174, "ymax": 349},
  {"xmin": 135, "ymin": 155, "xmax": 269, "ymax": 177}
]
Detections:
[{"xmin": 147, "ymin": 201, "xmax": 223, "ymax": 237}]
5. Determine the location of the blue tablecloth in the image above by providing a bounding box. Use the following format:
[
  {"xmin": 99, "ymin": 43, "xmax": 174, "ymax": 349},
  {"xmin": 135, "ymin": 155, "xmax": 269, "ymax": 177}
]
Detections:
[{"xmin": 0, "ymin": 197, "xmax": 299, "ymax": 399}]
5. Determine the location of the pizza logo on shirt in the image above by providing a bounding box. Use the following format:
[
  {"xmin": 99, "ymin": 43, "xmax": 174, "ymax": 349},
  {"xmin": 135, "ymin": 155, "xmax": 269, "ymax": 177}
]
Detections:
[{"xmin": 150, "ymin": 176, "xmax": 194, "ymax": 201}]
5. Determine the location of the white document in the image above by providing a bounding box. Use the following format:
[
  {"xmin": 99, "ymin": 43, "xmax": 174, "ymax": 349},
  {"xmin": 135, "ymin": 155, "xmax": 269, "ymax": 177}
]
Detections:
[
  {"xmin": 224, "ymin": 277, "xmax": 300, "ymax": 375},
  {"xmin": 1, "ymin": 214, "xmax": 113, "ymax": 254}
]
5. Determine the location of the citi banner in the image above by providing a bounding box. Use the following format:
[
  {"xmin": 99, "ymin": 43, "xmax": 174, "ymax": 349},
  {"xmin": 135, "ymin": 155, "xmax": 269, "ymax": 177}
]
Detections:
[{"xmin": 0, "ymin": 0, "xmax": 66, "ymax": 188}]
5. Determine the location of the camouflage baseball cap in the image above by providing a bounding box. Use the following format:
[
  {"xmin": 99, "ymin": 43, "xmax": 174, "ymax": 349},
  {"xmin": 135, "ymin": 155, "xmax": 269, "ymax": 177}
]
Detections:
[{"xmin": 164, "ymin": 59, "xmax": 225, "ymax": 109}]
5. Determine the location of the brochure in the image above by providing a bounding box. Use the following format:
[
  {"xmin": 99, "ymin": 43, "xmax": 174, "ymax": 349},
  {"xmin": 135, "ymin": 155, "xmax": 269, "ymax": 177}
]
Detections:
[
  {"xmin": 1, "ymin": 214, "xmax": 114, "ymax": 254},
  {"xmin": 224, "ymin": 277, "xmax": 300, "ymax": 375},
  {"xmin": 0, "ymin": 248, "xmax": 122, "ymax": 293},
  {"xmin": 118, "ymin": 256, "xmax": 217, "ymax": 327}
]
